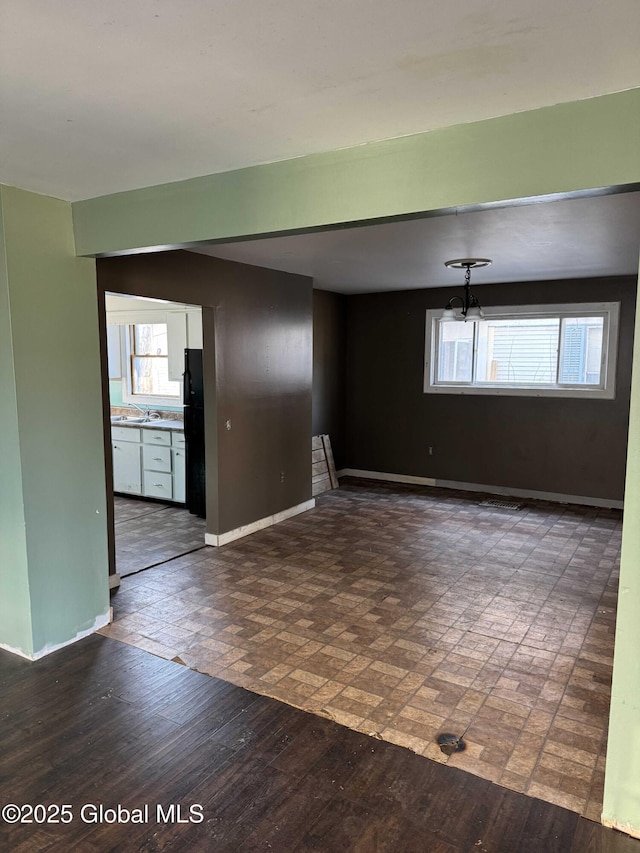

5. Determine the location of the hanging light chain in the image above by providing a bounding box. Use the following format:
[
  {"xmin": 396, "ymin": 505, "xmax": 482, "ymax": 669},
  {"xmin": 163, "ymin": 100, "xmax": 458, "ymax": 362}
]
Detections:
[{"xmin": 442, "ymin": 258, "xmax": 492, "ymax": 321}]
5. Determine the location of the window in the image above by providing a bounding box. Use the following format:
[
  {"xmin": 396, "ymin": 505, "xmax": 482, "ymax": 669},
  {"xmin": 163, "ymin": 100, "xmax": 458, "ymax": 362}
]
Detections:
[
  {"xmin": 128, "ymin": 323, "xmax": 180, "ymax": 401},
  {"xmin": 424, "ymin": 302, "xmax": 619, "ymax": 399}
]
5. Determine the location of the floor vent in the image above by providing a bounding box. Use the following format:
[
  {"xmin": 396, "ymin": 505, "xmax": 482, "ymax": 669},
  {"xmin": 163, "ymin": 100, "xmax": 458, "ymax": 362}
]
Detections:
[
  {"xmin": 436, "ymin": 732, "xmax": 467, "ymax": 755},
  {"xmin": 480, "ymin": 498, "xmax": 524, "ymax": 511}
]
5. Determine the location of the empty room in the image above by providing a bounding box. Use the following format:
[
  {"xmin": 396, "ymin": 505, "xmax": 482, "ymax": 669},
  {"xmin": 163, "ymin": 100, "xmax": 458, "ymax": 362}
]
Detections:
[{"xmin": 2, "ymin": 2, "xmax": 640, "ymax": 850}]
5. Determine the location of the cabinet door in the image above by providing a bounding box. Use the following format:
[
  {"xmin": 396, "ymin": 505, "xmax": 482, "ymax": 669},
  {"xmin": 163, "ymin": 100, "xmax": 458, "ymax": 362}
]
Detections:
[
  {"xmin": 166, "ymin": 312, "xmax": 187, "ymax": 381},
  {"xmin": 171, "ymin": 430, "xmax": 186, "ymax": 447},
  {"xmin": 106, "ymin": 325, "xmax": 123, "ymax": 378},
  {"xmin": 186, "ymin": 309, "xmax": 203, "ymax": 348},
  {"xmin": 172, "ymin": 448, "xmax": 186, "ymax": 504},
  {"xmin": 113, "ymin": 441, "xmax": 142, "ymax": 494}
]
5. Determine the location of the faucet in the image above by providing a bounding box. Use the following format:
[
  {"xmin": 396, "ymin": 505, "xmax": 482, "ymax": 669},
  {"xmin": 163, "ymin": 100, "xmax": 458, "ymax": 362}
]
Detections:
[
  {"xmin": 127, "ymin": 402, "xmax": 147, "ymax": 416},
  {"xmin": 127, "ymin": 403, "xmax": 161, "ymax": 420}
]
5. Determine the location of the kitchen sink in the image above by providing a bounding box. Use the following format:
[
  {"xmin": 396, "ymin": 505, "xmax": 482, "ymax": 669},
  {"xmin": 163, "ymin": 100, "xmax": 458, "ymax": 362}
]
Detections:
[{"xmin": 111, "ymin": 415, "xmax": 182, "ymax": 427}]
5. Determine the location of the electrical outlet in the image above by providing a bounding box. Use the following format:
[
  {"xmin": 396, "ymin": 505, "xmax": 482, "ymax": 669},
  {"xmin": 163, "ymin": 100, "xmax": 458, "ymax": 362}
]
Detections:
[
  {"xmin": 280, "ymin": 471, "xmax": 285, "ymax": 483},
  {"xmin": 428, "ymin": 446, "xmax": 433, "ymax": 455}
]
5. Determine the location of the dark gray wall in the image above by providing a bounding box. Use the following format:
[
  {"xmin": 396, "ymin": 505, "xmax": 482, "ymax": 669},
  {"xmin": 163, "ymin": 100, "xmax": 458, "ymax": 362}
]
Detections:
[
  {"xmin": 98, "ymin": 250, "xmax": 313, "ymax": 538},
  {"xmin": 345, "ymin": 276, "xmax": 636, "ymax": 501},
  {"xmin": 313, "ymin": 289, "xmax": 347, "ymax": 469}
]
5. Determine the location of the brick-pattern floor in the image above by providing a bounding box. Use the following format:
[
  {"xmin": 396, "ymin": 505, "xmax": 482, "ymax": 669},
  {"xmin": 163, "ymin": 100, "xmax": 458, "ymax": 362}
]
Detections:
[
  {"xmin": 114, "ymin": 496, "xmax": 206, "ymax": 576},
  {"xmin": 102, "ymin": 479, "xmax": 620, "ymax": 818}
]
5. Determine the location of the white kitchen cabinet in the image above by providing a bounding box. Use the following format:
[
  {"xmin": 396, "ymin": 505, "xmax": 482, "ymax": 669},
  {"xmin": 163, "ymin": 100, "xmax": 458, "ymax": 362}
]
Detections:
[
  {"xmin": 172, "ymin": 430, "xmax": 186, "ymax": 447},
  {"xmin": 166, "ymin": 312, "xmax": 187, "ymax": 381},
  {"xmin": 112, "ymin": 436, "xmax": 142, "ymax": 494},
  {"xmin": 142, "ymin": 444, "xmax": 172, "ymax": 473},
  {"xmin": 143, "ymin": 470, "xmax": 173, "ymax": 500},
  {"xmin": 172, "ymin": 447, "xmax": 186, "ymax": 503},
  {"xmin": 142, "ymin": 440, "xmax": 173, "ymax": 499},
  {"xmin": 112, "ymin": 425, "xmax": 185, "ymax": 504},
  {"xmin": 106, "ymin": 325, "xmax": 123, "ymax": 379},
  {"xmin": 112, "ymin": 426, "xmax": 142, "ymax": 442},
  {"xmin": 186, "ymin": 309, "xmax": 203, "ymax": 348},
  {"xmin": 142, "ymin": 429, "xmax": 171, "ymax": 447}
]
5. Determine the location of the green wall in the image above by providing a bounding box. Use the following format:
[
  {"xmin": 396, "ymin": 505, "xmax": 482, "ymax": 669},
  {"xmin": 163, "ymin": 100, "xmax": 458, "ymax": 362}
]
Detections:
[
  {"xmin": 108, "ymin": 378, "xmax": 124, "ymax": 406},
  {"xmin": 0, "ymin": 191, "xmax": 33, "ymax": 654},
  {"xmin": 0, "ymin": 185, "xmax": 110, "ymax": 657},
  {"xmin": 108, "ymin": 378, "xmax": 181, "ymax": 412},
  {"xmin": 603, "ymin": 259, "xmax": 640, "ymax": 836},
  {"xmin": 73, "ymin": 90, "xmax": 640, "ymax": 257}
]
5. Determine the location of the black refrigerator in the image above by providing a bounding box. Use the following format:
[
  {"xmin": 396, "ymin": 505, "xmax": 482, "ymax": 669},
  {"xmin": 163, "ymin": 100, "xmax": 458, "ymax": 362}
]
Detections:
[{"xmin": 183, "ymin": 348, "xmax": 206, "ymax": 517}]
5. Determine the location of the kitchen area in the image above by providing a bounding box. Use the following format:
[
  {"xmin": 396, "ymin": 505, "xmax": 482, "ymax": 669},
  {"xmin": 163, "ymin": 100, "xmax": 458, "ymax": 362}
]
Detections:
[{"xmin": 105, "ymin": 293, "xmax": 206, "ymax": 577}]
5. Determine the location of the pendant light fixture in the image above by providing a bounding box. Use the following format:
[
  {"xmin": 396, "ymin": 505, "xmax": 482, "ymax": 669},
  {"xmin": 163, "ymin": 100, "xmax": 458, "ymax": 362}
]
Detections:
[{"xmin": 442, "ymin": 258, "xmax": 491, "ymax": 321}]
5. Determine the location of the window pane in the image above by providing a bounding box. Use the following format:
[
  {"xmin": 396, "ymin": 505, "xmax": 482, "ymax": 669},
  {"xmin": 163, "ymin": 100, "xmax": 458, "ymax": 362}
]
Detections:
[
  {"xmin": 476, "ymin": 318, "xmax": 559, "ymax": 384},
  {"xmin": 437, "ymin": 322, "xmax": 473, "ymax": 382},
  {"xmin": 132, "ymin": 356, "xmax": 180, "ymax": 397},
  {"xmin": 134, "ymin": 323, "xmax": 168, "ymax": 355},
  {"xmin": 558, "ymin": 317, "xmax": 604, "ymax": 385}
]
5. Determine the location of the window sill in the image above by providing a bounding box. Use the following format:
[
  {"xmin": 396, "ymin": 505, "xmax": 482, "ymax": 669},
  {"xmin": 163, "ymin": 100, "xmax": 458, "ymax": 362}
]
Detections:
[
  {"xmin": 122, "ymin": 392, "xmax": 183, "ymax": 408},
  {"xmin": 424, "ymin": 383, "xmax": 615, "ymax": 399}
]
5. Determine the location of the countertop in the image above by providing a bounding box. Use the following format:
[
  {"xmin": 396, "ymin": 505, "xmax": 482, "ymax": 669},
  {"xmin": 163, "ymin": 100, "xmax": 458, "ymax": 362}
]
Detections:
[{"xmin": 111, "ymin": 417, "xmax": 184, "ymax": 432}]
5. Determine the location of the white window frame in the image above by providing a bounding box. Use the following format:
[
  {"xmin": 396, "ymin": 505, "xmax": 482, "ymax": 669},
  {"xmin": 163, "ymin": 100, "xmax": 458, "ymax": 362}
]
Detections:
[
  {"xmin": 121, "ymin": 323, "xmax": 182, "ymax": 408},
  {"xmin": 424, "ymin": 302, "xmax": 619, "ymax": 399}
]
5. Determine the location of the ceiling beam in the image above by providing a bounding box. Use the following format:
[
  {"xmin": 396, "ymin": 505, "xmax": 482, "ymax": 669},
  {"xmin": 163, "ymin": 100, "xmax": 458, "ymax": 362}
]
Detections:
[{"xmin": 72, "ymin": 90, "xmax": 640, "ymax": 258}]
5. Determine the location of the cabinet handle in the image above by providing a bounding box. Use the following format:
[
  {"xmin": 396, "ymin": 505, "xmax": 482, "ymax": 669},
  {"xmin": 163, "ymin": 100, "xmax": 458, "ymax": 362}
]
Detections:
[
  {"xmin": 153, "ymin": 483, "xmax": 164, "ymax": 488},
  {"xmin": 152, "ymin": 457, "xmax": 163, "ymax": 461}
]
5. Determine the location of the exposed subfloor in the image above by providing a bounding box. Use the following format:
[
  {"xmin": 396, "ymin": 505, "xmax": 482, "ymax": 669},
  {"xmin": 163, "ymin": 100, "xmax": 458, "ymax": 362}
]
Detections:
[
  {"xmin": 101, "ymin": 479, "xmax": 621, "ymax": 819},
  {"xmin": 114, "ymin": 495, "xmax": 206, "ymax": 576}
]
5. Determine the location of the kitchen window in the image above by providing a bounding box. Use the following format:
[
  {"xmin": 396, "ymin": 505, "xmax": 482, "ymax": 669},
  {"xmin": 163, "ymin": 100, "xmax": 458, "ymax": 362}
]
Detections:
[
  {"xmin": 127, "ymin": 323, "xmax": 181, "ymax": 402},
  {"xmin": 424, "ymin": 302, "xmax": 619, "ymax": 399}
]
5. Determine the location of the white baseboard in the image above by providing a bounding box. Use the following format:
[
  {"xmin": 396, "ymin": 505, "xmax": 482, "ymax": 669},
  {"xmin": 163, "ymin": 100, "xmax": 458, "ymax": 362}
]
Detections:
[
  {"xmin": 205, "ymin": 499, "xmax": 316, "ymax": 547},
  {"xmin": 109, "ymin": 573, "xmax": 121, "ymax": 590},
  {"xmin": 337, "ymin": 469, "xmax": 623, "ymax": 509},
  {"xmin": 338, "ymin": 469, "xmax": 437, "ymax": 487},
  {"xmin": 435, "ymin": 479, "xmax": 623, "ymax": 509},
  {"xmin": 0, "ymin": 610, "xmax": 112, "ymax": 661}
]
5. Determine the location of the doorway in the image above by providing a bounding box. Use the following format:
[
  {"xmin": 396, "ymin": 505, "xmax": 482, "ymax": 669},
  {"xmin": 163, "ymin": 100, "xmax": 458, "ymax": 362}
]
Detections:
[{"xmin": 104, "ymin": 292, "xmax": 207, "ymax": 578}]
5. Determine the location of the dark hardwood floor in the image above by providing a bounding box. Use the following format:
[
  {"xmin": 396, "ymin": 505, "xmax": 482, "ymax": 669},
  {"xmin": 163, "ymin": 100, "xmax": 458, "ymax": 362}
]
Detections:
[{"xmin": 1, "ymin": 635, "xmax": 637, "ymax": 852}]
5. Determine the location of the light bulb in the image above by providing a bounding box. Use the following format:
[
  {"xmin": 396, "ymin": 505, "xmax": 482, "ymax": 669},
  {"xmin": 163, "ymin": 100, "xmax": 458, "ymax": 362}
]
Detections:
[{"xmin": 465, "ymin": 305, "xmax": 482, "ymax": 320}]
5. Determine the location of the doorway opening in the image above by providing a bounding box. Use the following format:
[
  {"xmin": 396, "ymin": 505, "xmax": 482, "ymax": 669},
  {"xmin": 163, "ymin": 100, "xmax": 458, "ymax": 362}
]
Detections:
[{"xmin": 104, "ymin": 292, "xmax": 207, "ymax": 578}]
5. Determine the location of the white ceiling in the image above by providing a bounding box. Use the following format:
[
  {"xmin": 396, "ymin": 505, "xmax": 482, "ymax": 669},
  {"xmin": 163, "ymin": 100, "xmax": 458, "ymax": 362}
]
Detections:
[
  {"xmin": 1, "ymin": 0, "xmax": 639, "ymax": 202},
  {"xmin": 192, "ymin": 191, "xmax": 640, "ymax": 293}
]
